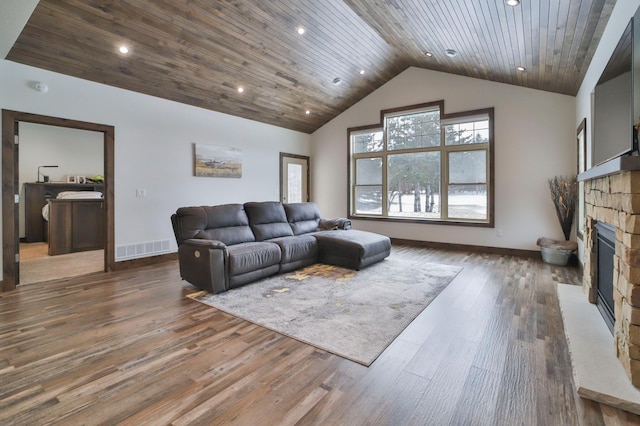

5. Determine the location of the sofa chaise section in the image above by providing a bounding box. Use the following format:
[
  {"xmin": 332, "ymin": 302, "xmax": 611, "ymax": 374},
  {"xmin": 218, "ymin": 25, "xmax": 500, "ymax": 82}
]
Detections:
[{"xmin": 315, "ymin": 229, "xmax": 391, "ymax": 270}]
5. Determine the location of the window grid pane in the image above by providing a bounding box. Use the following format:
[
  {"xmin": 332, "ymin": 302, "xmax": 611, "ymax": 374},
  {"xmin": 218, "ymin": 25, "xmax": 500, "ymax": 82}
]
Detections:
[
  {"xmin": 356, "ymin": 157, "xmax": 382, "ymax": 185},
  {"xmin": 448, "ymin": 150, "xmax": 486, "ymax": 184},
  {"xmin": 353, "ymin": 130, "xmax": 383, "ymax": 153},
  {"xmin": 444, "ymin": 119, "xmax": 489, "ymax": 146},
  {"xmin": 387, "ymin": 110, "xmax": 441, "ymax": 150},
  {"xmin": 447, "ymin": 184, "xmax": 488, "ymax": 220},
  {"xmin": 355, "ymin": 186, "xmax": 383, "ymax": 214},
  {"xmin": 387, "ymin": 152, "xmax": 440, "ymax": 218},
  {"xmin": 287, "ymin": 163, "xmax": 303, "ymax": 203}
]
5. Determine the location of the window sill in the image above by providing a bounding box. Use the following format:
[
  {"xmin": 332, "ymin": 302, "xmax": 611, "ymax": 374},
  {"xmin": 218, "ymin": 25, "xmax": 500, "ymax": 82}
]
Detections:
[{"xmin": 349, "ymin": 214, "xmax": 494, "ymax": 228}]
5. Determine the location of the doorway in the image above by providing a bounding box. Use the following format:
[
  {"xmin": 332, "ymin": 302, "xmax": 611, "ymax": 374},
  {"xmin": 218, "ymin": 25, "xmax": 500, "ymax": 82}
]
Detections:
[
  {"xmin": 280, "ymin": 153, "xmax": 309, "ymax": 203},
  {"xmin": 19, "ymin": 123, "xmax": 105, "ymax": 285},
  {"xmin": 2, "ymin": 110, "xmax": 115, "ymax": 292}
]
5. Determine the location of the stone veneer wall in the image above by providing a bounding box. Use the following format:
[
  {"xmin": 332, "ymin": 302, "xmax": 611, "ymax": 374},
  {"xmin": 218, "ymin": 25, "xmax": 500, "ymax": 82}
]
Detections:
[{"xmin": 583, "ymin": 171, "xmax": 640, "ymax": 387}]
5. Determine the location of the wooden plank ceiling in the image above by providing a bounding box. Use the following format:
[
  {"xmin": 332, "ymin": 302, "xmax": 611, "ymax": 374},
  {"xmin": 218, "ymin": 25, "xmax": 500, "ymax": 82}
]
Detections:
[{"xmin": 7, "ymin": 0, "xmax": 616, "ymax": 134}]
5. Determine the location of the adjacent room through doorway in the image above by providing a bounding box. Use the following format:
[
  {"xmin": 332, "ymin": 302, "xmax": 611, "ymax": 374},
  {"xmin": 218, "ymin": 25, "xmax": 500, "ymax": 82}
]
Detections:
[{"xmin": 18, "ymin": 122, "xmax": 105, "ymax": 285}]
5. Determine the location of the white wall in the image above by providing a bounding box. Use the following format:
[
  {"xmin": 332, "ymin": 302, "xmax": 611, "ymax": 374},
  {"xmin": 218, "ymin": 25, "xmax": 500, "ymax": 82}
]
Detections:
[
  {"xmin": 576, "ymin": 0, "xmax": 640, "ymax": 262},
  {"xmin": 0, "ymin": 59, "xmax": 311, "ymax": 272},
  {"xmin": 311, "ymin": 67, "xmax": 576, "ymax": 251},
  {"xmin": 19, "ymin": 123, "xmax": 104, "ymax": 184},
  {"xmin": 18, "ymin": 123, "xmax": 104, "ymax": 238}
]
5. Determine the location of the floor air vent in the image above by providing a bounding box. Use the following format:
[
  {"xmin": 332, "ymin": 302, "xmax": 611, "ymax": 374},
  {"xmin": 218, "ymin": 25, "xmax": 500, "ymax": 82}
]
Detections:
[{"xmin": 116, "ymin": 239, "xmax": 171, "ymax": 261}]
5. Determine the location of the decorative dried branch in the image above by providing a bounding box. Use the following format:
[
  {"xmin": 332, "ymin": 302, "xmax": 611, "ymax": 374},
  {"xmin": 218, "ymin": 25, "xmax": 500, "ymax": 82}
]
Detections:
[{"xmin": 548, "ymin": 175, "xmax": 577, "ymax": 241}]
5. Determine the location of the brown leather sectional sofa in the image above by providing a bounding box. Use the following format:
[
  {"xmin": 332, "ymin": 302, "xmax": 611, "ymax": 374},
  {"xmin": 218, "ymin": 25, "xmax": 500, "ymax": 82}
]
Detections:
[{"xmin": 171, "ymin": 201, "xmax": 391, "ymax": 294}]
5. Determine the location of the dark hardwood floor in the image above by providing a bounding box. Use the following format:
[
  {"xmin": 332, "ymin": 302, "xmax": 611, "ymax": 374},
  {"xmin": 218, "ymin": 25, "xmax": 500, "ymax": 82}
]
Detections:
[{"xmin": 1, "ymin": 245, "xmax": 639, "ymax": 425}]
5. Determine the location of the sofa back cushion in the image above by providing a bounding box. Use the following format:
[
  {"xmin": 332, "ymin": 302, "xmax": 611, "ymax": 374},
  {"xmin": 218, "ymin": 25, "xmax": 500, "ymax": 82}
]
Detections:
[
  {"xmin": 173, "ymin": 204, "xmax": 255, "ymax": 246},
  {"xmin": 284, "ymin": 202, "xmax": 321, "ymax": 235},
  {"xmin": 244, "ymin": 201, "xmax": 294, "ymax": 241}
]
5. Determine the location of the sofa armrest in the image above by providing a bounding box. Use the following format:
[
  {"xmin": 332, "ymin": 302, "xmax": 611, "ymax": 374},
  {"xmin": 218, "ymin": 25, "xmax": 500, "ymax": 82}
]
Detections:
[
  {"xmin": 178, "ymin": 239, "xmax": 229, "ymax": 294},
  {"xmin": 318, "ymin": 218, "xmax": 352, "ymax": 231},
  {"xmin": 182, "ymin": 238, "xmax": 227, "ymax": 250}
]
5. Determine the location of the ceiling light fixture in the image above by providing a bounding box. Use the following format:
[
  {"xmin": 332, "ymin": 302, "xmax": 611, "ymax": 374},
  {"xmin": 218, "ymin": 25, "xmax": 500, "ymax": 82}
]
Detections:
[
  {"xmin": 297, "ymin": 26, "xmax": 305, "ymax": 35},
  {"xmin": 516, "ymin": 65, "xmax": 527, "ymax": 72},
  {"xmin": 359, "ymin": 69, "xmax": 366, "ymax": 75},
  {"xmin": 237, "ymin": 86, "xmax": 244, "ymax": 93},
  {"xmin": 119, "ymin": 45, "xmax": 129, "ymax": 54},
  {"xmin": 445, "ymin": 48, "xmax": 457, "ymax": 57},
  {"xmin": 506, "ymin": 0, "xmax": 520, "ymax": 6},
  {"xmin": 333, "ymin": 77, "xmax": 342, "ymax": 85},
  {"xmin": 425, "ymin": 52, "xmax": 433, "ymax": 57},
  {"xmin": 305, "ymin": 110, "xmax": 311, "ymax": 115}
]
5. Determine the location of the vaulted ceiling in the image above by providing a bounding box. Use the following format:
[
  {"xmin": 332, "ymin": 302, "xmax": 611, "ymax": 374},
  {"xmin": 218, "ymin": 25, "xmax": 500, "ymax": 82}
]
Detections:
[{"xmin": 6, "ymin": 0, "xmax": 616, "ymax": 134}]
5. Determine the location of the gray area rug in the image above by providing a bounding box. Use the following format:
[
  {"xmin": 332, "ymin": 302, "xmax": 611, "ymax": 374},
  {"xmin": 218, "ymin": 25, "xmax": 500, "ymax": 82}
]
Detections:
[{"xmin": 187, "ymin": 257, "xmax": 462, "ymax": 365}]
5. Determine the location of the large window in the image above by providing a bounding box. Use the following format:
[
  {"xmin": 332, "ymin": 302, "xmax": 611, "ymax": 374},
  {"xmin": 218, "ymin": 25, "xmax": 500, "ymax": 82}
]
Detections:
[{"xmin": 349, "ymin": 102, "xmax": 494, "ymax": 226}]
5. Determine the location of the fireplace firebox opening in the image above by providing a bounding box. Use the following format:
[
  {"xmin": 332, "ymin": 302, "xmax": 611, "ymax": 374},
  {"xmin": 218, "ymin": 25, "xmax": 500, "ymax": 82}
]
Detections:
[{"xmin": 595, "ymin": 221, "xmax": 615, "ymax": 334}]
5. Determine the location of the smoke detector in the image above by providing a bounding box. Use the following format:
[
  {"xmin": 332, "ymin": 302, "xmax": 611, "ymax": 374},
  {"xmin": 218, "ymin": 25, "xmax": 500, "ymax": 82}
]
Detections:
[{"xmin": 30, "ymin": 81, "xmax": 49, "ymax": 93}]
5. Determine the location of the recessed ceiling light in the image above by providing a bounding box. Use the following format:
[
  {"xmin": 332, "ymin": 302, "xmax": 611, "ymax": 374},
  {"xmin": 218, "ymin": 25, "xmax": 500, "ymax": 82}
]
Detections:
[
  {"xmin": 333, "ymin": 77, "xmax": 342, "ymax": 85},
  {"xmin": 237, "ymin": 87, "xmax": 244, "ymax": 93},
  {"xmin": 506, "ymin": 0, "xmax": 520, "ymax": 6},
  {"xmin": 305, "ymin": 110, "xmax": 311, "ymax": 115},
  {"xmin": 516, "ymin": 65, "xmax": 526, "ymax": 72},
  {"xmin": 297, "ymin": 26, "xmax": 305, "ymax": 35},
  {"xmin": 425, "ymin": 52, "xmax": 433, "ymax": 57},
  {"xmin": 359, "ymin": 69, "xmax": 366, "ymax": 75},
  {"xmin": 445, "ymin": 49, "xmax": 457, "ymax": 57},
  {"xmin": 119, "ymin": 46, "xmax": 129, "ymax": 54}
]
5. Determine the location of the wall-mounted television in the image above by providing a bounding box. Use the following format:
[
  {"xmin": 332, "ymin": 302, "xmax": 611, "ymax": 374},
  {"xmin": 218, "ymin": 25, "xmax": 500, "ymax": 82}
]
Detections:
[{"xmin": 592, "ymin": 17, "xmax": 635, "ymax": 166}]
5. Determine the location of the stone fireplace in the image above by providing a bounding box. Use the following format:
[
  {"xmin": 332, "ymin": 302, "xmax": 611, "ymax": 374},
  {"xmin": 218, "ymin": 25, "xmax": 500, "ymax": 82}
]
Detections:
[{"xmin": 583, "ymin": 169, "xmax": 640, "ymax": 387}]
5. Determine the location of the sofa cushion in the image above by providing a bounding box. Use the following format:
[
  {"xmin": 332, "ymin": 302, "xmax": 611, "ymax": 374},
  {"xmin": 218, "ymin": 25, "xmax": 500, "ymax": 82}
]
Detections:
[
  {"xmin": 269, "ymin": 234, "xmax": 318, "ymax": 264},
  {"xmin": 174, "ymin": 204, "xmax": 255, "ymax": 246},
  {"xmin": 244, "ymin": 201, "xmax": 294, "ymax": 241},
  {"xmin": 228, "ymin": 264, "xmax": 281, "ymax": 289},
  {"xmin": 283, "ymin": 202, "xmax": 321, "ymax": 235},
  {"xmin": 227, "ymin": 242, "xmax": 281, "ymax": 276}
]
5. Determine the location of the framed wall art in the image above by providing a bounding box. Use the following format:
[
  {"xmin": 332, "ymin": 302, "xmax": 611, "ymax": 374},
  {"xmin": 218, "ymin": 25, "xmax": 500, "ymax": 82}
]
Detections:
[{"xmin": 193, "ymin": 144, "xmax": 242, "ymax": 178}]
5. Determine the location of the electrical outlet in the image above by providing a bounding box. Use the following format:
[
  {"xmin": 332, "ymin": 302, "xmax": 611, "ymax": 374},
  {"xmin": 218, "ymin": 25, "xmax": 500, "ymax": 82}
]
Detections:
[
  {"xmin": 496, "ymin": 228, "xmax": 503, "ymax": 237},
  {"xmin": 136, "ymin": 188, "xmax": 147, "ymax": 198}
]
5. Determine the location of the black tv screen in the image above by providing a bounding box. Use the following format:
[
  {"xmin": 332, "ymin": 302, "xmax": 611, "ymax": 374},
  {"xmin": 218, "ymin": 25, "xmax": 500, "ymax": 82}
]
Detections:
[{"xmin": 592, "ymin": 20, "xmax": 634, "ymax": 166}]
